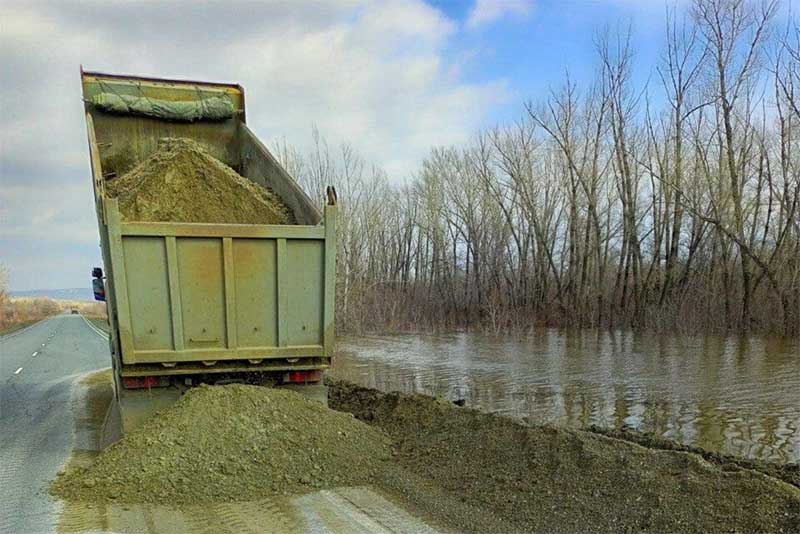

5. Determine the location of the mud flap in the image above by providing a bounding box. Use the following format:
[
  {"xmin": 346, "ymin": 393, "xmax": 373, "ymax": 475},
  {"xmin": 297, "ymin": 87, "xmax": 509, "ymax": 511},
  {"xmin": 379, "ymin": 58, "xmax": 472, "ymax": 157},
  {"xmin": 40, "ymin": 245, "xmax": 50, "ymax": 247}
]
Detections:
[{"xmin": 117, "ymin": 386, "xmax": 182, "ymax": 434}]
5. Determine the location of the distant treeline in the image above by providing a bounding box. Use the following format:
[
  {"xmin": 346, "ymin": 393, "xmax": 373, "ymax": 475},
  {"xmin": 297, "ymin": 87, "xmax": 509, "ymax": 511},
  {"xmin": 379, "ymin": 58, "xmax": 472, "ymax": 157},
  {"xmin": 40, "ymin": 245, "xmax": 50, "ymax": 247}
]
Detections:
[{"xmin": 280, "ymin": 0, "xmax": 799, "ymax": 337}]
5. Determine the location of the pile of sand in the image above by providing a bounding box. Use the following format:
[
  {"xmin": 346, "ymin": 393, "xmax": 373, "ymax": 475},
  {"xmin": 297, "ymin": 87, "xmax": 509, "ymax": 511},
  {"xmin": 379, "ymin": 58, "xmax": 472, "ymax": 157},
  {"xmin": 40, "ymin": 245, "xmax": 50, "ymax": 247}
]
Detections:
[
  {"xmin": 52, "ymin": 385, "xmax": 391, "ymax": 504},
  {"xmin": 330, "ymin": 381, "xmax": 800, "ymax": 534},
  {"xmin": 106, "ymin": 138, "xmax": 295, "ymax": 225},
  {"xmin": 49, "ymin": 377, "xmax": 800, "ymax": 532}
]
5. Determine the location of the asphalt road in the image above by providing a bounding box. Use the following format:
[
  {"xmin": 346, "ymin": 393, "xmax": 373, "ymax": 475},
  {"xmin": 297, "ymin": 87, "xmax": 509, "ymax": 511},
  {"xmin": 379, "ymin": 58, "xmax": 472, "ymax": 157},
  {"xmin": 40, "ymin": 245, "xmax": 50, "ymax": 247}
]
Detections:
[
  {"xmin": 0, "ymin": 314, "xmax": 441, "ymax": 534},
  {"xmin": 0, "ymin": 314, "xmax": 110, "ymax": 534}
]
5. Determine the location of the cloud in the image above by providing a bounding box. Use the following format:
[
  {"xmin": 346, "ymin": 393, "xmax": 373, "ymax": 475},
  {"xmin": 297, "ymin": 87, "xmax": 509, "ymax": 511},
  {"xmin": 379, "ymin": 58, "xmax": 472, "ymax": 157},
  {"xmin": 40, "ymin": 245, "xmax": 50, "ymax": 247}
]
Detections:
[
  {"xmin": 0, "ymin": 0, "xmax": 507, "ymax": 290},
  {"xmin": 467, "ymin": 0, "xmax": 532, "ymax": 29}
]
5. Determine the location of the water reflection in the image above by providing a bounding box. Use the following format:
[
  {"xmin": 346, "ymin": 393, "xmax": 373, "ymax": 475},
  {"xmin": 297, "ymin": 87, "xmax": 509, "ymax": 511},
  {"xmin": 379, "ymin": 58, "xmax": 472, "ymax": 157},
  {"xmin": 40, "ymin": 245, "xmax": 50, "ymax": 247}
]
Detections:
[{"xmin": 332, "ymin": 330, "xmax": 800, "ymax": 463}]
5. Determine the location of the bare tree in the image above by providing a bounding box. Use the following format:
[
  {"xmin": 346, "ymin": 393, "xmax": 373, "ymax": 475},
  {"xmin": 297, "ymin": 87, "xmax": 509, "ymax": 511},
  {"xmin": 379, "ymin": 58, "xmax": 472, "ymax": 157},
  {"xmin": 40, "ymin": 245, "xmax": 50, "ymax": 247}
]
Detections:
[{"xmin": 283, "ymin": 0, "xmax": 798, "ymax": 336}]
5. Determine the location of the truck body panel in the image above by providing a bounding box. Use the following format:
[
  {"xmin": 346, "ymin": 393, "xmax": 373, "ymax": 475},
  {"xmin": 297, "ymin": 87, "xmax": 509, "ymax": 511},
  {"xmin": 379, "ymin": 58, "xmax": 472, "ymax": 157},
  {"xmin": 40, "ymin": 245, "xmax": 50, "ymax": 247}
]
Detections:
[{"xmin": 81, "ymin": 70, "xmax": 335, "ymax": 391}]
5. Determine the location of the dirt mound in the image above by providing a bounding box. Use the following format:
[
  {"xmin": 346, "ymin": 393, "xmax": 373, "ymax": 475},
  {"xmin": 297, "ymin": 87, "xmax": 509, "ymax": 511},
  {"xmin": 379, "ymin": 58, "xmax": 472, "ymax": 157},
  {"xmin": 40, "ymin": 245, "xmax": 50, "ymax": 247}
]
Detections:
[
  {"xmin": 106, "ymin": 138, "xmax": 295, "ymax": 224},
  {"xmin": 330, "ymin": 380, "xmax": 800, "ymax": 534},
  {"xmin": 588, "ymin": 424, "xmax": 800, "ymax": 490},
  {"xmin": 52, "ymin": 384, "xmax": 391, "ymax": 504}
]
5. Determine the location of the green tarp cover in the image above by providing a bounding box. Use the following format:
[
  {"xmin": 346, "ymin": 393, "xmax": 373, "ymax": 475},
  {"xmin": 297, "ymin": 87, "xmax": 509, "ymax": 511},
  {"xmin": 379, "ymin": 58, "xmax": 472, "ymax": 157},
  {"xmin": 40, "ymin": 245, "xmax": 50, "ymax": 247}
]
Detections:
[{"xmin": 91, "ymin": 92, "xmax": 235, "ymax": 122}]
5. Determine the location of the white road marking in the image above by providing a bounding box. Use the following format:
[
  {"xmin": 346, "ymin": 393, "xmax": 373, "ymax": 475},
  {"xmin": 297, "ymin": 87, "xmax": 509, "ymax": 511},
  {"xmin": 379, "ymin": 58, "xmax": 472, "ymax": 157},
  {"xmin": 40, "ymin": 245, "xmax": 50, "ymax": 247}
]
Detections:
[
  {"xmin": 14, "ymin": 367, "xmax": 23, "ymax": 375},
  {"xmin": 32, "ymin": 352, "xmax": 38, "ymax": 357},
  {"xmin": 41, "ymin": 343, "xmax": 45, "ymax": 346},
  {"xmin": 80, "ymin": 314, "xmax": 110, "ymax": 340}
]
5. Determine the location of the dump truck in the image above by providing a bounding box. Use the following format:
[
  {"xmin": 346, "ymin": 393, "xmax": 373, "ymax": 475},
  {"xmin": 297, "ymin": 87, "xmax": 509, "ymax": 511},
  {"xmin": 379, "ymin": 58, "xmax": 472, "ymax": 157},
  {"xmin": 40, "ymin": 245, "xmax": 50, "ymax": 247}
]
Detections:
[{"xmin": 81, "ymin": 70, "xmax": 336, "ymax": 432}]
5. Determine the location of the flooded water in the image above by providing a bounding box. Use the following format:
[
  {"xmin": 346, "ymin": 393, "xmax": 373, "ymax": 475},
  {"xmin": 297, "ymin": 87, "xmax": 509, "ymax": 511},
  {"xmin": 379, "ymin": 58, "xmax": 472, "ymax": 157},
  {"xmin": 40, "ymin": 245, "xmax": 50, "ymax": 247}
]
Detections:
[{"xmin": 332, "ymin": 330, "xmax": 800, "ymax": 464}]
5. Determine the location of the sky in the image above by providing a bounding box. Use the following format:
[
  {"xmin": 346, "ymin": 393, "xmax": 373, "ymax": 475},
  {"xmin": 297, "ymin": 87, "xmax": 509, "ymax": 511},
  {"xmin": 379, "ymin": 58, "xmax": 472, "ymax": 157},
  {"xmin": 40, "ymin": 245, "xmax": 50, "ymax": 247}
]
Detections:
[{"xmin": 0, "ymin": 0, "xmax": 784, "ymax": 291}]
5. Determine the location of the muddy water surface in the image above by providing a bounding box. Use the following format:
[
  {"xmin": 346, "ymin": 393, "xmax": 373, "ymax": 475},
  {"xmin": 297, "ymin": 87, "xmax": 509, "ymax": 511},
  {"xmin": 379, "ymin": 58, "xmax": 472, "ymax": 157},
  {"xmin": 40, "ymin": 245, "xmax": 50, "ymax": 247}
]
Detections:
[{"xmin": 332, "ymin": 330, "xmax": 800, "ymax": 463}]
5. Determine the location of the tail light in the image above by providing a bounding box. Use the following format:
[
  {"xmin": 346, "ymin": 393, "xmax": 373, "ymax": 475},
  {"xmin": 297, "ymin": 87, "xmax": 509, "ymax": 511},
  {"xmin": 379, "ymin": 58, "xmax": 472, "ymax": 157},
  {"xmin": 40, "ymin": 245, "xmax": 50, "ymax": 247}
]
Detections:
[
  {"xmin": 283, "ymin": 370, "xmax": 322, "ymax": 384},
  {"xmin": 122, "ymin": 376, "xmax": 168, "ymax": 389}
]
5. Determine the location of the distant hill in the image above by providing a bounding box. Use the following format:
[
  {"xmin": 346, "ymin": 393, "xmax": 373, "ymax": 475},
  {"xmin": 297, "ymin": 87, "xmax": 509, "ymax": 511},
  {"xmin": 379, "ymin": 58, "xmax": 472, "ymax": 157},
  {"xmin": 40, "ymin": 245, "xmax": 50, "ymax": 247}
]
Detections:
[{"xmin": 10, "ymin": 288, "xmax": 94, "ymax": 301}]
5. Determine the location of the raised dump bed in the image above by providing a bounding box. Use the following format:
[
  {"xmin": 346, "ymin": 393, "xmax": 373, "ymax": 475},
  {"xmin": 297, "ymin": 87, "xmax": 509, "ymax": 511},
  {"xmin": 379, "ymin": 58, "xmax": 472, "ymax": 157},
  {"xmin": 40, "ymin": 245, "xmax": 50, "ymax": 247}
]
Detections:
[{"xmin": 81, "ymin": 70, "xmax": 336, "ymax": 430}]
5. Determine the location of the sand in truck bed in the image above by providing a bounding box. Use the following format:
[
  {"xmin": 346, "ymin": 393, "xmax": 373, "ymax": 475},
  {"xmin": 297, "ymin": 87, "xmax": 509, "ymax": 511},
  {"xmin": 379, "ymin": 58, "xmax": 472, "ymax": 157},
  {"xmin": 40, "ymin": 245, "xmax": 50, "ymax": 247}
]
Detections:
[{"xmin": 106, "ymin": 138, "xmax": 295, "ymax": 225}]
